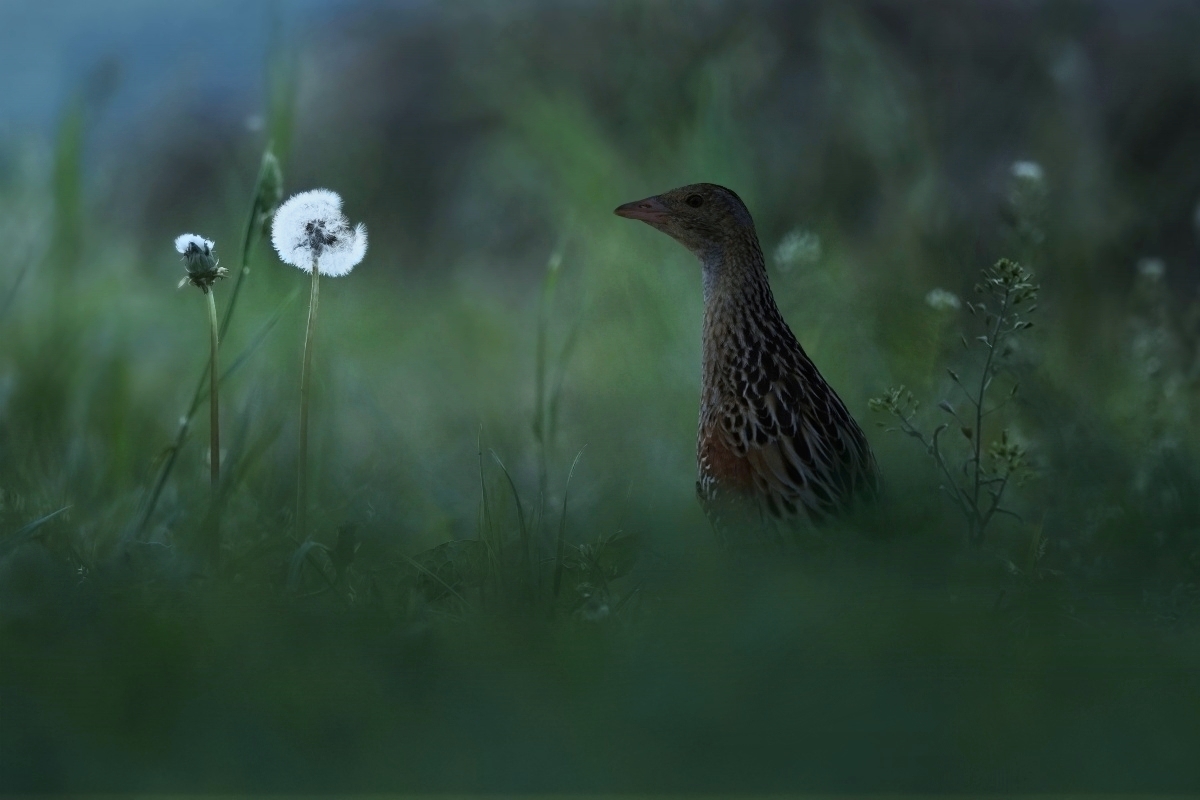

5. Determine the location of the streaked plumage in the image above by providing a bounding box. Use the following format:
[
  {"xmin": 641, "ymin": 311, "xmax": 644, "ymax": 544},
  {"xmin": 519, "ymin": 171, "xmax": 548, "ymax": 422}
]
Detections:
[{"xmin": 615, "ymin": 183, "xmax": 878, "ymax": 539}]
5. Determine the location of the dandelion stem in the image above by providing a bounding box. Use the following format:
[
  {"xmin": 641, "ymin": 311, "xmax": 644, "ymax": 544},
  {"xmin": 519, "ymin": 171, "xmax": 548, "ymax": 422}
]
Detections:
[
  {"xmin": 297, "ymin": 258, "xmax": 320, "ymax": 538},
  {"xmin": 206, "ymin": 290, "xmax": 221, "ymax": 489},
  {"xmin": 206, "ymin": 288, "xmax": 222, "ymax": 565}
]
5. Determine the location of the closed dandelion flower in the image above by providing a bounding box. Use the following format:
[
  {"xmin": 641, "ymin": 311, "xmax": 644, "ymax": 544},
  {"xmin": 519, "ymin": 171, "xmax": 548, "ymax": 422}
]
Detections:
[
  {"xmin": 254, "ymin": 150, "xmax": 284, "ymax": 236},
  {"xmin": 271, "ymin": 189, "xmax": 367, "ymax": 277},
  {"xmin": 172, "ymin": 232, "xmax": 225, "ymax": 559},
  {"xmin": 175, "ymin": 233, "xmax": 227, "ymax": 292}
]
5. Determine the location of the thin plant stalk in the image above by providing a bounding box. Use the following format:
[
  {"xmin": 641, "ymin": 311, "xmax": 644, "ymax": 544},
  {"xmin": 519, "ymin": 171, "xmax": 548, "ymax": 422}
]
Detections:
[
  {"xmin": 532, "ymin": 248, "xmax": 562, "ymax": 536},
  {"xmin": 552, "ymin": 446, "xmax": 586, "ymax": 600},
  {"xmin": 967, "ymin": 288, "xmax": 1010, "ymax": 544},
  {"xmin": 206, "ymin": 291, "xmax": 221, "ymax": 489},
  {"xmin": 296, "ymin": 257, "xmax": 320, "ymax": 539},
  {"xmin": 221, "ymin": 153, "xmax": 274, "ymax": 341},
  {"xmin": 205, "ymin": 289, "xmax": 222, "ymax": 563}
]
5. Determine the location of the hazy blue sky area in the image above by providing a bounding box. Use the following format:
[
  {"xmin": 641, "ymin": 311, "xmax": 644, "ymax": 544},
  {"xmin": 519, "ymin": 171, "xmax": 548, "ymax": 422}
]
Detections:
[{"xmin": 0, "ymin": 0, "xmax": 360, "ymax": 136}]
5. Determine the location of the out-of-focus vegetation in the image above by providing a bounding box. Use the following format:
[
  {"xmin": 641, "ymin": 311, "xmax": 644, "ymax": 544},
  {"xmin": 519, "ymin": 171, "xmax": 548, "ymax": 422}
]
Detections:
[{"xmin": 3, "ymin": 0, "xmax": 1200, "ymax": 792}]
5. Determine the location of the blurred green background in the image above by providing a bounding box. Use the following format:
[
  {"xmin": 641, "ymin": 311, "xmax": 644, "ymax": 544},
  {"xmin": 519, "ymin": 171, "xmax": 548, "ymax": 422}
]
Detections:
[{"xmin": 3, "ymin": 0, "xmax": 1200, "ymax": 793}]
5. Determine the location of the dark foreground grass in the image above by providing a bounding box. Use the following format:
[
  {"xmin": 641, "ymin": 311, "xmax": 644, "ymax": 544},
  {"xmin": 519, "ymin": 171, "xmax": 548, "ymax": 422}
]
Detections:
[{"xmin": 3, "ymin": 532, "xmax": 1199, "ymax": 793}]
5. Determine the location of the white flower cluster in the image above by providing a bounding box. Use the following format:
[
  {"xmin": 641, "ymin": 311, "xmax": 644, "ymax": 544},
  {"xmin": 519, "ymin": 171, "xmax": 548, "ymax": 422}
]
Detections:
[
  {"xmin": 1011, "ymin": 160, "xmax": 1045, "ymax": 183},
  {"xmin": 924, "ymin": 287, "xmax": 962, "ymax": 312},
  {"xmin": 1137, "ymin": 257, "xmax": 1166, "ymax": 282},
  {"xmin": 773, "ymin": 228, "xmax": 822, "ymax": 271},
  {"xmin": 271, "ymin": 189, "xmax": 367, "ymax": 277}
]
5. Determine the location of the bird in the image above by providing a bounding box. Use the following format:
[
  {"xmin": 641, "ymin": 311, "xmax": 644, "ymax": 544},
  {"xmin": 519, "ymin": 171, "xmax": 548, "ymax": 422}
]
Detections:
[{"xmin": 615, "ymin": 183, "xmax": 879, "ymax": 542}]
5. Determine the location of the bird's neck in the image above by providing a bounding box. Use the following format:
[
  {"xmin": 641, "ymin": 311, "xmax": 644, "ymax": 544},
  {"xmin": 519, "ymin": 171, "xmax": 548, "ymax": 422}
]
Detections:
[
  {"xmin": 699, "ymin": 235, "xmax": 786, "ymax": 390},
  {"xmin": 701, "ymin": 237, "xmax": 778, "ymax": 336}
]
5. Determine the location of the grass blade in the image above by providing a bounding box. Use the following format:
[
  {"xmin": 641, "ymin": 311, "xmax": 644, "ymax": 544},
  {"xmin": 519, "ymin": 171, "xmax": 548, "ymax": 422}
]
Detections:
[
  {"xmin": 552, "ymin": 446, "xmax": 586, "ymax": 600},
  {"xmin": 1, "ymin": 505, "xmax": 72, "ymax": 557},
  {"xmin": 490, "ymin": 450, "xmax": 531, "ymax": 596}
]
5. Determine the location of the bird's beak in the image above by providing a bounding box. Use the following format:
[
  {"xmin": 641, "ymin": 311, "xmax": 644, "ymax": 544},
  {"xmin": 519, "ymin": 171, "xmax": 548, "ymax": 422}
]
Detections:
[{"xmin": 614, "ymin": 195, "xmax": 669, "ymax": 224}]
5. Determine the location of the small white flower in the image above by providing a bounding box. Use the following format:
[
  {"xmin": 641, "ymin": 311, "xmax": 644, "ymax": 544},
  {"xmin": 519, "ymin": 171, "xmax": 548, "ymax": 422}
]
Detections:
[
  {"xmin": 1011, "ymin": 160, "xmax": 1045, "ymax": 183},
  {"xmin": 773, "ymin": 228, "xmax": 822, "ymax": 271},
  {"xmin": 925, "ymin": 287, "xmax": 962, "ymax": 312},
  {"xmin": 271, "ymin": 189, "xmax": 367, "ymax": 277},
  {"xmin": 1137, "ymin": 257, "xmax": 1165, "ymax": 282}
]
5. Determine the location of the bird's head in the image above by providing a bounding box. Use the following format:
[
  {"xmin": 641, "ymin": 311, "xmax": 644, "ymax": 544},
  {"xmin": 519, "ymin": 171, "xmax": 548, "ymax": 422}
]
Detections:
[{"xmin": 614, "ymin": 183, "xmax": 756, "ymax": 258}]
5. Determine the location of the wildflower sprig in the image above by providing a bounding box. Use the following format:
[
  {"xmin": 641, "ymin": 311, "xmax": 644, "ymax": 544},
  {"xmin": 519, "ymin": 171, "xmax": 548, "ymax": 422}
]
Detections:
[{"xmin": 872, "ymin": 258, "xmax": 1039, "ymax": 546}]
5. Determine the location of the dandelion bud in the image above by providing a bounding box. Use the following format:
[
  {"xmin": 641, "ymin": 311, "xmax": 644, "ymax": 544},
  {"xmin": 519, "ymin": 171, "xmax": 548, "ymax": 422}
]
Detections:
[
  {"xmin": 255, "ymin": 150, "xmax": 284, "ymax": 232},
  {"xmin": 174, "ymin": 233, "xmax": 227, "ymax": 293}
]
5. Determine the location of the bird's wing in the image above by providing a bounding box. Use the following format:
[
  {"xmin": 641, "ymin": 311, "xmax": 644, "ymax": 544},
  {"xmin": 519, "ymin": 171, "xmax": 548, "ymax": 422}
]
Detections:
[{"xmin": 716, "ymin": 349, "xmax": 877, "ymax": 522}]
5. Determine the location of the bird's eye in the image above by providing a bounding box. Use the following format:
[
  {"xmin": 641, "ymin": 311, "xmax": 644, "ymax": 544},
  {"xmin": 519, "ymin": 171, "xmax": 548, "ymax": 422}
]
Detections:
[{"xmin": 685, "ymin": 194, "xmax": 704, "ymax": 208}]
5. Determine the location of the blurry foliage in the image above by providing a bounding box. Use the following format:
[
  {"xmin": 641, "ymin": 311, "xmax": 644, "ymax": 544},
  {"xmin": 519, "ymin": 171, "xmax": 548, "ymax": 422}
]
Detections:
[{"xmin": 2, "ymin": 0, "xmax": 1200, "ymax": 792}]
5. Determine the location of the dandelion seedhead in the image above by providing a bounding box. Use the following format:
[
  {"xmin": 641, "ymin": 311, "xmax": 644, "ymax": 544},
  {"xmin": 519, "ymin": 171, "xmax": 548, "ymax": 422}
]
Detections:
[
  {"xmin": 175, "ymin": 234, "xmax": 227, "ymax": 293},
  {"xmin": 276, "ymin": 188, "xmax": 367, "ymax": 538},
  {"xmin": 271, "ymin": 189, "xmax": 367, "ymax": 277}
]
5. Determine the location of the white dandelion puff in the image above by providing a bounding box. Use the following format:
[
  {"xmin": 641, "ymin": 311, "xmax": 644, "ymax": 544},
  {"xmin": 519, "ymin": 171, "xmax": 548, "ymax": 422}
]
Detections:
[
  {"xmin": 925, "ymin": 287, "xmax": 962, "ymax": 312},
  {"xmin": 271, "ymin": 189, "xmax": 367, "ymax": 277}
]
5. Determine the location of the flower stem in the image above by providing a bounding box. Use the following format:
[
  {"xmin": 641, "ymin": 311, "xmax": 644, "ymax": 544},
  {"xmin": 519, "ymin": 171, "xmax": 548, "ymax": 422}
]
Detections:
[
  {"xmin": 297, "ymin": 258, "xmax": 320, "ymax": 539},
  {"xmin": 207, "ymin": 290, "xmax": 221, "ymax": 489},
  {"xmin": 206, "ymin": 288, "xmax": 222, "ymax": 564}
]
